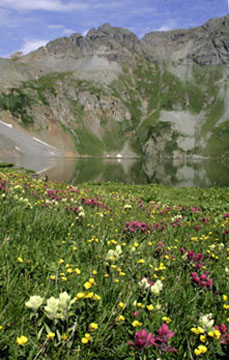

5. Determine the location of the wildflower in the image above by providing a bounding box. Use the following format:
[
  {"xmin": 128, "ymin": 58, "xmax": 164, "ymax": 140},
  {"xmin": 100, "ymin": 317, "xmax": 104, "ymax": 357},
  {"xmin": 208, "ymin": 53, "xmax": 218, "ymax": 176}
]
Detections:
[
  {"xmin": 62, "ymin": 333, "xmax": 68, "ymax": 341},
  {"xmin": 58, "ymin": 259, "xmax": 64, "ymax": 264},
  {"xmin": 81, "ymin": 333, "xmax": 91, "ymax": 344},
  {"xmin": 25, "ymin": 295, "xmax": 44, "ymax": 312},
  {"xmin": 84, "ymin": 282, "xmax": 91, "ymax": 290},
  {"xmin": 89, "ymin": 322, "xmax": 98, "ymax": 330},
  {"xmin": 16, "ymin": 335, "xmax": 28, "ymax": 346},
  {"xmin": 47, "ymin": 332, "xmax": 55, "ymax": 340},
  {"xmin": 147, "ymin": 304, "xmax": 154, "ymax": 311},
  {"xmin": 194, "ymin": 345, "xmax": 207, "ymax": 355},
  {"xmin": 199, "ymin": 314, "xmax": 214, "ymax": 332},
  {"xmin": 162, "ymin": 317, "xmax": 172, "ymax": 324},
  {"xmin": 138, "ymin": 277, "xmax": 151, "ymax": 290},
  {"xmin": 137, "ymin": 259, "xmax": 145, "ymax": 264},
  {"xmin": 50, "ymin": 275, "xmax": 56, "ymax": 280},
  {"xmin": 151, "ymin": 280, "xmax": 163, "ymax": 295},
  {"xmin": 151, "ymin": 324, "xmax": 177, "ymax": 353},
  {"xmin": 128, "ymin": 329, "xmax": 154, "ymax": 350},
  {"xmin": 75, "ymin": 292, "xmax": 84, "ymax": 300},
  {"xmin": 17, "ymin": 257, "xmax": 23, "ymax": 263},
  {"xmin": 132, "ymin": 320, "xmax": 143, "ymax": 327},
  {"xmin": 200, "ymin": 335, "xmax": 207, "ymax": 343},
  {"xmin": 118, "ymin": 302, "xmax": 125, "ymax": 310},
  {"xmin": 0, "ymin": 326, "xmax": 3, "ymax": 330},
  {"xmin": 58, "ymin": 292, "xmax": 74, "ymax": 319},
  {"xmin": 191, "ymin": 327, "xmax": 205, "ymax": 335},
  {"xmin": 106, "ymin": 245, "xmax": 122, "ymax": 261},
  {"xmin": 116, "ymin": 315, "xmax": 125, "ymax": 322},
  {"xmin": 44, "ymin": 297, "xmax": 60, "ymax": 320}
]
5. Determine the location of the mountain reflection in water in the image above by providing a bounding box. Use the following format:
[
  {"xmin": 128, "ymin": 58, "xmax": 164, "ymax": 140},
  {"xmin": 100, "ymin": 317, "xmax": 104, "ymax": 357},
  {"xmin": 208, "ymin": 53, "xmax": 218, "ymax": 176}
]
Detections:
[{"xmin": 0, "ymin": 155, "xmax": 228, "ymax": 187}]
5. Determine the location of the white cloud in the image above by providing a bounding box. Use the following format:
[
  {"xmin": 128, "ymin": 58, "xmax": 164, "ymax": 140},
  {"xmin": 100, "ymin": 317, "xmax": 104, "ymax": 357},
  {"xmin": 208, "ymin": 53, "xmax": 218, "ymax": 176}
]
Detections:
[
  {"xmin": 154, "ymin": 20, "xmax": 178, "ymax": 32},
  {"xmin": 0, "ymin": 0, "xmax": 89, "ymax": 12},
  {"xmin": 0, "ymin": 0, "xmax": 125, "ymax": 12},
  {"xmin": 156, "ymin": 25, "xmax": 172, "ymax": 32},
  {"xmin": 63, "ymin": 28, "xmax": 75, "ymax": 35},
  {"xmin": 19, "ymin": 38, "xmax": 49, "ymax": 54}
]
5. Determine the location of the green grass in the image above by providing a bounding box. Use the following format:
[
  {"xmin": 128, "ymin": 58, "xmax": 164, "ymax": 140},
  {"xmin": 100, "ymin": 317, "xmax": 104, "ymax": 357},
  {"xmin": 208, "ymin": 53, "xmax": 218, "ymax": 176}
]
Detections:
[
  {"xmin": 0, "ymin": 162, "xmax": 14, "ymax": 168},
  {"xmin": 75, "ymin": 128, "xmax": 104, "ymax": 156},
  {"xmin": 200, "ymin": 98, "xmax": 225, "ymax": 138},
  {"xmin": 0, "ymin": 170, "xmax": 229, "ymax": 359},
  {"xmin": 206, "ymin": 120, "xmax": 229, "ymax": 157}
]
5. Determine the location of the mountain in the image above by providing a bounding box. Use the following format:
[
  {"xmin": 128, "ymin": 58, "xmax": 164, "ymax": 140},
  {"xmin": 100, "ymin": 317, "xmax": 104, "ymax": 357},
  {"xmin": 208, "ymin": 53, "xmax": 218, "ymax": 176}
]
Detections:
[{"xmin": 1, "ymin": 15, "xmax": 229, "ymax": 158}]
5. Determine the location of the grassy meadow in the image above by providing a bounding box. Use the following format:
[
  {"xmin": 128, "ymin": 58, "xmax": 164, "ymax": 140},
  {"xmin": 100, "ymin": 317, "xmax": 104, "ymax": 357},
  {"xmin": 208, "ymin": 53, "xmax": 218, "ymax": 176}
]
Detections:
[{"xmin": 0, "ymin": 168, "xmax": 229, "ymax": 359}]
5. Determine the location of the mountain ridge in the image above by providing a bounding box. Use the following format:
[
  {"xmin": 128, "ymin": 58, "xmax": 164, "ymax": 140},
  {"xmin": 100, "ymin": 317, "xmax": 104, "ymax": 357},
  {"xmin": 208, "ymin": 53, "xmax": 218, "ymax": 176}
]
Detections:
[{"xmin": 0, "ymin": 14, "xmax": 229, "ymax": 159}]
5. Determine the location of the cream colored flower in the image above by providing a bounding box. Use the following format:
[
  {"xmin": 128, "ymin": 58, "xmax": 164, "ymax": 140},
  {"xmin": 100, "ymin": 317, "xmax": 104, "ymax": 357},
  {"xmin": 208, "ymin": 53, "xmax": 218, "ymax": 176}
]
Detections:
[
  {"xmin": 25, "ymin": 295, "xmax": 44, "ymax": 312},
  {"xmin": 199, "ymin": 314, "xmax": 214, "ymax": 331},
  {"xmin": 58, "ymin": 292, "xmax": 74, "ymax": 319},
  {"xmin": 151, "ymin": 280, "xmax": 163, "ymax": 295},
  {"xmin": 138, "ymin": 277, "xmax": 150, "ymax": 290},
  {"xmin": 44, "ymin": 297, "xmax": 60, "ymax": 320}
]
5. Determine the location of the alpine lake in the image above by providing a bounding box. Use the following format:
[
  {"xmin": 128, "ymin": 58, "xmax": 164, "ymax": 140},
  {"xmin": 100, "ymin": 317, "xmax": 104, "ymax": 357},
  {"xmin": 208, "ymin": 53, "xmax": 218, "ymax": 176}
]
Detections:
[{"xmin": 0, "ymin": 154, "xmax": 228, "ymax": 187}]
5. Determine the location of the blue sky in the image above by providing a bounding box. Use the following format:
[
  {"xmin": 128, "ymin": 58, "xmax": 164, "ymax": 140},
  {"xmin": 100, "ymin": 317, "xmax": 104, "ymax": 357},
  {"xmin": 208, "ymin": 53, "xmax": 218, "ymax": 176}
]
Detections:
[{"xmin": 0, "ymin": 0, "xmax": 228, "ymax": 58}]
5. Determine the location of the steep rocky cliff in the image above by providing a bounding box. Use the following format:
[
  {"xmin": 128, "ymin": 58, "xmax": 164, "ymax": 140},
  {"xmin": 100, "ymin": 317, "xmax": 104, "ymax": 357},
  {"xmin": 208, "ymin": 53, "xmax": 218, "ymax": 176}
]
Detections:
[{"xmin": 0, "ymin": 16, "xmax": 229, "ymax": 158}]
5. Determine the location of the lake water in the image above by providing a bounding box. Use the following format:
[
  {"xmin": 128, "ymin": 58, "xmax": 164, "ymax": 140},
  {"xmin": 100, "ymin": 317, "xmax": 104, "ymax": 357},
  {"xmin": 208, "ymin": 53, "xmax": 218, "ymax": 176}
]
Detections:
[{"xmin": 0, "ymin": 155, "xmax": 229, "ymax": 187}]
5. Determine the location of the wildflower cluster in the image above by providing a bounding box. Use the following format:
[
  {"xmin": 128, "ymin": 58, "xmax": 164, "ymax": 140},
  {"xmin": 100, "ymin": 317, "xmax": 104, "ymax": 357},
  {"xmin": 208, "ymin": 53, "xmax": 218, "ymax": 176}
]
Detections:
[{"xmin": 0, "ymin": 170, "xmax": 229, "ymax": 359}]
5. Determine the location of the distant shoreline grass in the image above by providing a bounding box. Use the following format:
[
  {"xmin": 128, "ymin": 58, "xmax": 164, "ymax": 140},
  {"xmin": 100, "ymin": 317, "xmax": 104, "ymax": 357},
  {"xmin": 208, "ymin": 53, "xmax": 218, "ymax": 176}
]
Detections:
[
  {"xmin": 0, "ymin": 169, "xmax": 229, "ymax": 359},
  {"xmin": 0, "ymin": 162, "xmax": 14, "ymax": 168}
]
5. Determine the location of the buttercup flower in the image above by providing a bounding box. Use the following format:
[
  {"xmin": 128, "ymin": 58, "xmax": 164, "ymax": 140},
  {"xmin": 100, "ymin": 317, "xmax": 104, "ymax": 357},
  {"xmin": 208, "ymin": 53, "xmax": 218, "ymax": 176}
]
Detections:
[
  {"xmin": 89, "ymin": 322, "xmax": 98, "ymax": 330},
  {"xmin": 16, "ymin": 335, "xmax": 28, "ymax": 346},
  {"xmin": 47, "ymin": 332, "xmax": 55, "ymax": 340}
]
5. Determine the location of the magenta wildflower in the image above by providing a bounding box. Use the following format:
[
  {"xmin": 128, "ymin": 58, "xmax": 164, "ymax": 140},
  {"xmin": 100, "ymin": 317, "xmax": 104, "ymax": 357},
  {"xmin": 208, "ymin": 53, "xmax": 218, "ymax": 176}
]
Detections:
[
  {"xmin": 127, "ymin": 329, "xmax": 154, "ymax": 350},
  {"xmin": 151, "ymin": 324, "xmax": 177, "ymax": 353}
]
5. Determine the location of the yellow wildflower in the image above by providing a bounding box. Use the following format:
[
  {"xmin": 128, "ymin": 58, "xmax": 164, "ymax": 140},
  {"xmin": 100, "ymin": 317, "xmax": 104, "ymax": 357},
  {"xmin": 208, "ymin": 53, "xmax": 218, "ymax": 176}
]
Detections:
[
  {"xmin": 81, "ymin": 333, "xmax": 91, "ymax": 344},
  {"xmin": 116, "ymin": 315, "xmax": 125, "ymax": 322},
  {"xmin": 194, "ymin": 345, "xmax": 207, "ymax": 355},
  {"xmin": 89, "ymin": 322, "xmax": 98, "ymax": 330},
  {"xmin": 62, "ymin": 333, "xmax": 68, "ymax": 341},
  {"xmin": 213, "ymin": 329, "xmax": 221, "ymax": 339},
  {"xmin": 93, "ymin": 294, "xmax": 101, "ymax": 301},
  {"xmin": 200, "ymin": 335, "xmax": 207, "ymax": 343},
  {"xmin": 17, "ymin": 257, "xmax": 23, "ymax": 263},
  {"xmin": 118, "ymin": 302, "xmax": 125, "ymax": 310},
  {"xmin": 84, "ymin": 282, "xmax": 91, "ymax": 290},
  {"xmin": 132, "ymin": 320, "xmax": 143, "ymax": 327},
  {"xmin": 162, "ymin": 316, "xmax": 172, "ymax": 324},
  {"xmin": 47, "ymin": 332, "xmax": 55, "ymax": 340},
  {"xmin": 137, "ymin": 259, "xmax": 145, "ymax": 264},
  {"xmin": 16, "ymin": 335, "xmax": 28, "ymax": 346},
  {"xmin": 75, "ymin": 292, "xmax": 84, "ymax": 300}
]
